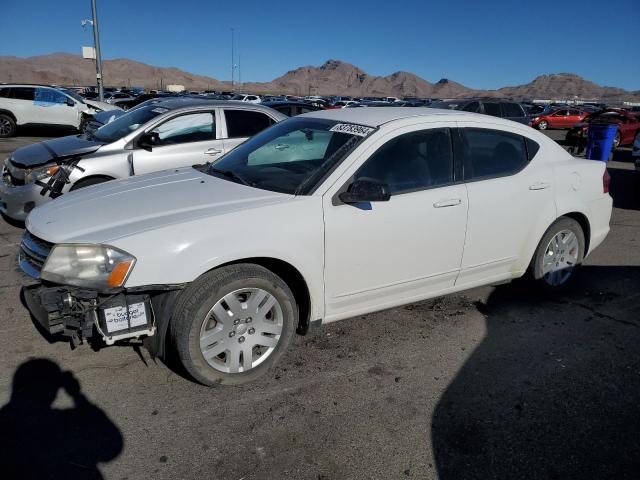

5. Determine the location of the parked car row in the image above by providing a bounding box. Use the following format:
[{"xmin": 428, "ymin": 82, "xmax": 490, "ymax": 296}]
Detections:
[
  {"xmin": 0, "ymin": 84, "xmax": 121, "ymax": 137},
  {"xmin": 1, "ymin": 102, "xmax": 613, "ymax": 386},
  {"xmin": 1, "ymin": 99, "xmax": 286, "ymax": 220}
]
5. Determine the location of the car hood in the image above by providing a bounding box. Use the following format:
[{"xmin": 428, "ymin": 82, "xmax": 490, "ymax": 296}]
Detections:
[
  {"xmin": 26, "ymin": 168, "xmax": 291, "ymax": 244},
  {"xmin": 84, "ymin": 99, "xmax": 121, "ymax": 112},
  {"xmin": 9, "ymin": 135, "xmax": 105, "ymax": 168}
]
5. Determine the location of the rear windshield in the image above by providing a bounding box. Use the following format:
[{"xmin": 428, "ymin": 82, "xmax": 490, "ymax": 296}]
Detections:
[{"xmin": 92, "ymin": 105, "xmax": 168, "ymax": 143}]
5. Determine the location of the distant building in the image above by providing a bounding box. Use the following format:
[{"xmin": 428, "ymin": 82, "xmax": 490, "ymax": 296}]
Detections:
[{"xmin": 166, "ymin": 84, "xmax": 185, "ymax": 92}]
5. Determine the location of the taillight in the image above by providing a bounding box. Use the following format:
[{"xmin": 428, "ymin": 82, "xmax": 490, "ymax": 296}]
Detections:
[{"xmin": 603, "ymin": 169, "xmax": 611, "ymax": 194}]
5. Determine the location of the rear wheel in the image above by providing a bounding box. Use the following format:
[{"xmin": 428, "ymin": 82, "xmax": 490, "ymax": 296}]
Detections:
[
  {"xmin": 0, "ymin": 114, "xmax": 16, "ymax": 138},
  {"xmin": 531, "ymin": 217, "xmax": 585, "ymax": 289},
  {"xmin": 170, "ymin": 264, "xmax": 297, "ymax": 386},
  {"xmin": 537, "ymin": 120, "xmax": 548, "ymax": 130},
  {"xmin": 613, "ymin": 131, "xmax": 621, "ymax": 149}
]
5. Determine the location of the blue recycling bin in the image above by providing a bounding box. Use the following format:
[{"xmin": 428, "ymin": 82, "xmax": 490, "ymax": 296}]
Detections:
[{"xmin": 585, "ymin": 124, "xmax": 618, "ymax": 161}]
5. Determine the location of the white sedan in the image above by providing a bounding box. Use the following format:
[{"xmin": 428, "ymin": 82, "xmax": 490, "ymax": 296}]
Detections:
[{"xmin": 21, "ymin": 108, "xmax": 612, "ymax": 385}]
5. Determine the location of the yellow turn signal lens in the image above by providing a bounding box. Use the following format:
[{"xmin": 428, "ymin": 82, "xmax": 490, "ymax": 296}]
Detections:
[
  {"xmin": 107, "ymin": 261, "xmax": 134, "ymax": 288},
  {"xmin": 47, "ymin": 166, "xmax": 60, "ymax": 176}
]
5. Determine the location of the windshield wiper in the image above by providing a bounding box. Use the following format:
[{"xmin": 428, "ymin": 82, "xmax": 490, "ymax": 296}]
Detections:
[{"xmin": 209, "ymin": 167, "xmax": 253, "ymax": 187}]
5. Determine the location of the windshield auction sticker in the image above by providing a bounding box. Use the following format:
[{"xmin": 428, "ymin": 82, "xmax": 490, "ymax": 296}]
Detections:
[{"xmin": 329, "ymin": 123, "xmax": 375, "ymax": 137}]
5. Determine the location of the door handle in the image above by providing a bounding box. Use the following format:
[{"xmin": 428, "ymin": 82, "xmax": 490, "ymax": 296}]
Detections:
[
  {"xmin": 205, "ymin": 148, "xmax": 222, "ymax": 155},
  {"xmin": 274, "ymin": 144, "xmax": 290, "ymax": 151},
  {"xmin": 433, "ymin": 198, "xmax": 462, "ymax": 208},
  {"xmin": 529, "ymin": 181, "xmax": 550, "ymax": 190}
]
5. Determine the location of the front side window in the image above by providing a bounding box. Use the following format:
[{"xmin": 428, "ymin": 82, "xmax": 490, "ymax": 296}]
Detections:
[
  {"xmin": 354, "ymin": 128, "xmax": 453, "ymax": 195},
  {"xmin": 207, "ymin": 117, "xmax": 372, "ymax": 195},
  {"xmin": 150, "ymin": 112, "xmax": 215, "ymax": 145},
  {"xmin": 224, "ymin": 110, "xmax": 274, "ymax": 138},
  {"xmin": 458, "ymin": 128, "xmax": 528, "ymax": 180},
  {"xmin": 34, "ymin": 88, "xmax": 67, "ymax": 105}
]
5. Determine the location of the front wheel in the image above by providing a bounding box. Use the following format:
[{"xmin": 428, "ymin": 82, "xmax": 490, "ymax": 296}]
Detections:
[
  {"xmin": 531, "ymin": 217, "xmax": 585, "ymax": 289},
  {"xmin": 537, "ymin": 120, "xmax": 548, "ymax": 130},
  {"xmin": 170, "ymin": 264, "xmax": 297, "ymax": 386}
]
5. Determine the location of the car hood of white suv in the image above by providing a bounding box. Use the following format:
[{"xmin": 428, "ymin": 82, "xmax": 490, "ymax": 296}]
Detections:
[{"xmin": 26, "ymin": 167, "xmax": 292, "ymax": 244}]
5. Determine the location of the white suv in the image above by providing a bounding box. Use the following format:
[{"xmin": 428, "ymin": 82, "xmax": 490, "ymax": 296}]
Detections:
[
  {"xmin": 0, "ymin": 84, "xmax": 117, "ymax": 137},
  {"xmin": 20, "ymin": 108, "xmax": 612, "ymax": 386}
]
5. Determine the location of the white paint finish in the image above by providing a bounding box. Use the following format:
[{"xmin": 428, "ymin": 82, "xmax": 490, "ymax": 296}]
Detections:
[
  {"xmin": 26, "ymin": 109, "xmax": 613, "ymax": 327},
  {"xmin": 323, "ymin": 183, "xmax": 468, "ymax": 321}
]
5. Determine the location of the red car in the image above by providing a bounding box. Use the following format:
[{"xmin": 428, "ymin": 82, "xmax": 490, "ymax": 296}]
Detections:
[
  {"xmin": 566, "ymin": 109, "xmax": 640, "ymax": 149},
  {"xmin": 530, "ymin": 108, "xmax": 588, "ymax": 130}
]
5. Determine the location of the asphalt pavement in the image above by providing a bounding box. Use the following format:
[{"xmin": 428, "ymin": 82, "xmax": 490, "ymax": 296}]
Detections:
[{"xmin": 0, "ymin": 127, "xmax": 638, "ymax": 479}]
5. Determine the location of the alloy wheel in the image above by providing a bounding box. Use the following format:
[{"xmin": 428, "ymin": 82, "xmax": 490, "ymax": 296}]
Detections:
[
  {"xmin": 0, "ymin": 117, "xmax": 11, "ymax": 136},
  {"xmin": 542, "ymin": 229, "xmax": 580, "ymax": 286},
  {"xmin": 199, "ymin": 288, "xmax": 284, "ymax": 373}
]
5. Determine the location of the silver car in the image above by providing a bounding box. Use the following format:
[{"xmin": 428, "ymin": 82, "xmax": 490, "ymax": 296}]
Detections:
[{"xmin": 0, "ymin": 99, "xmax": 286, "ymax": 221}]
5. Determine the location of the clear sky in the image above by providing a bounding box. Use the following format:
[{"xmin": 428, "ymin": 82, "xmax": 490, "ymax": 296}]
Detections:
[{"xmin": 1, "ymin": 0, "xmax": 639, "ymax": 90}]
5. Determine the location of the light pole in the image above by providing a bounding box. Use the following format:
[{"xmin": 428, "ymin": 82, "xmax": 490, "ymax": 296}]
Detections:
[
  {"xmin": 231, "ymin": 28, "xmax": 235, "ymax": 90},
  {"xmin": 90, "ymin": 0, "xmax": 104, "ymax": 101}
]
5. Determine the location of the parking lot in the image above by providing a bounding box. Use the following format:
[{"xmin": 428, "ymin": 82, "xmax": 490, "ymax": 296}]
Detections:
[{"xmin": 0, "ymin": 128, "xmax": 639, "ymax": 479}]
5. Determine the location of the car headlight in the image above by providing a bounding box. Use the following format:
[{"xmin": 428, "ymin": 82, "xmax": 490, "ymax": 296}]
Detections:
[
  {"xmin": 534, "ymin": 117, "xmax": 540, "ymax": 121},
  {"xmin": 24, "ymin": 164, "xmax": 60, "ymax": 183},
  {"xmin": 41, "ymin": 244, "xmax": 136, "ymax": 290}
]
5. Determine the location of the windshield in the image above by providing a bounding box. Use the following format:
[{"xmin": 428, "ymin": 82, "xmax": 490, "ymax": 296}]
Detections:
[
  {"xmin": 205, "ymin": 117, "xmax": 374, "ymax": 195},
  {"xmin": 61, "ymin": 89, "xmax": 85, "ymax": 103},
  {"xmin": 93, "ymin": 104, "xmax": 169, "ymax": 143}
]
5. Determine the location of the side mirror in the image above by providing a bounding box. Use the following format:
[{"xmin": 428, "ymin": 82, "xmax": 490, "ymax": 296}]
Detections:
[
  {"xmin": 66, "ymin": 97, "xmax": 75, "ymax": 107},
  {"xmin": 339, "ymin": 178, "xmax": 391, "ymax": 204},
  {"xmin": 138, "ymin": 132, "xmax": 160, "ymax": 151}
]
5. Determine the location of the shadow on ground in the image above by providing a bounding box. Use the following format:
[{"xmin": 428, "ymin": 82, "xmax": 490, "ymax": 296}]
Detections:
[
  {"xmin": 432, "ymin": 266, "xmax": 640, "ymax": 480},
  {"xmin": 0, "ymin": 359, "xmax": 123, "ymax": 480},
  {"xmin": 608, "ymin": 166, "xmax": 640, "ymax": 210}
]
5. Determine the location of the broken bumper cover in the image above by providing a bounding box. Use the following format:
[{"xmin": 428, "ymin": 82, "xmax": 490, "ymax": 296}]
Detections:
[{"xmin": 22, "ymin": 284, "xmax": 156, "ymax": 346}]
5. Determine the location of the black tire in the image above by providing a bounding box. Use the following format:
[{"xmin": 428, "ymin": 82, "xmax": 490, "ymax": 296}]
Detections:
[
  {"xmin": 170, "ymin": 264, "xmax": 298, "ymax": 386},
  {"xmin": 0, "ymin": 114, "xmax": 16, "ymax": 138},
  {"xmin": 70, "ymin": 176, "xmax": 112, "ymax": 191},
  {"xmin": 530, "ymin": 217, "xmax": 585, "ymax": 290}
]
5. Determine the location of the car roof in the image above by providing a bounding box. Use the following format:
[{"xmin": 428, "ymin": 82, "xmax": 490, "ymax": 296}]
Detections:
[
  {"xmin": 261, "ymin": 101, "xmax": 319, "ymax": 107},
  {"xmin": 302, "ymin": 106, "xmax": 474, "ymax": 127},
  {"xmin": 147, "ymin": 98, "xmax": 276, "ymax": 112}
]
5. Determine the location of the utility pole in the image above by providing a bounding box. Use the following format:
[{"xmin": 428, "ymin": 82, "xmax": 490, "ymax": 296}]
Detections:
[
  {"xmin": 231, "ymin": 28, "xmax": 235, "ymax": 90},
  {"xmin": 90, "ymin": 0, "xmax": 104, "ymax": 101},
  {"xmin": 238, "ymin": 53, "xmax": 241, "ymax": 87}
]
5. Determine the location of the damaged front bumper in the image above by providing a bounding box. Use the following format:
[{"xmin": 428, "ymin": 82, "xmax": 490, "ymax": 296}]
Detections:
[{"xmin": 23, "ymin": 284, "xmax": 160, "ymax": 347}]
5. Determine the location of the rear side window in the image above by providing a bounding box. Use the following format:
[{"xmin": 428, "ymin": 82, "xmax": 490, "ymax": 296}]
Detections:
[
  {"xmin": 525, "ymin": 137, "xmax": 540, "ymax": 161},
  {"xmin": 9, "ymin": 87, "xmax": 35, "ymax": 101},
  {"xmin": 459, "ymin": 128, "xmax": 529, "ymax": 180},
  {"xmin": 502, "ymin": 103, "xmax": 524, "ymax": 118},
  {"xmin": 274, "ymin": 106, "xmax": 292, "ymax": 116},
  {"xmin": 224, "ymin": 110, "xmax": 274, "ymax": 138},
  {"xmin": 354, "ymin": 128, "xmax": 454, "ymax": 195},
  {"xmin": 0, "ymin": 88, "xmax": 9, "ymax": 98},
  {"xmin": 461, "ymin": 101, "xmax": 481, "ymax": 113},
  {"xmin": 482, "ymin": 102, "xmax": 501, "ymax": 117}
]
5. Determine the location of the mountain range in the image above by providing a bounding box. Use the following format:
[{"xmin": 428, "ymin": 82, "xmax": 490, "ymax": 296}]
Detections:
[{"xmin": 1, "ymin": 53, "xmax": 638, "ymax": 101}]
